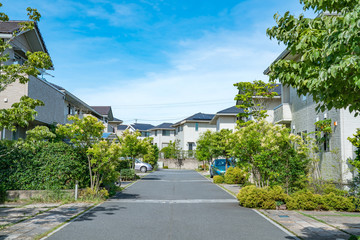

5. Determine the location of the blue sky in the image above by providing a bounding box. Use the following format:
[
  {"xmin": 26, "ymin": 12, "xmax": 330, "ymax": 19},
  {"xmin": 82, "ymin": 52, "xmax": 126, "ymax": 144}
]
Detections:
[{"xmin": 2, "ymin": 0, "xmax": 314, "ymax": 125}]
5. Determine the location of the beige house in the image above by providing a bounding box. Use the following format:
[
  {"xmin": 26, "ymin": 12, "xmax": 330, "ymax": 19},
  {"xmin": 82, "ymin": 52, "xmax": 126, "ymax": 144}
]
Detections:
[{"xmin": 149, "ymin": 123, "xmax": 176, "ymax": 150}]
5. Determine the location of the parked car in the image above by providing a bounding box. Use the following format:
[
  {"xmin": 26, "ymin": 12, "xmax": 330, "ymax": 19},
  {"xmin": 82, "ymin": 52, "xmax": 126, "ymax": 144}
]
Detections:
[
  {"xmin": 210, "ymin": 158, "xmax": 235, "ymax": 178},
  {"xmin": 135, "ymin": 159, "xmax": 153, "ymax": 173}
]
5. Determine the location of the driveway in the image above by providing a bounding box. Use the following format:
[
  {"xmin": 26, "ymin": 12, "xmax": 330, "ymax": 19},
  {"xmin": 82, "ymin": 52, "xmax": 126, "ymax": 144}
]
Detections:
[{"xmin": 47, "ymin": 170, "xmax": 296, "ymax": 240}]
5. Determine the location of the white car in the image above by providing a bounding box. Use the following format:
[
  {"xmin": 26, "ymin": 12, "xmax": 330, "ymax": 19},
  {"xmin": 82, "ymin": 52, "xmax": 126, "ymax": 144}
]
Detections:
[{"xmin": 134, "ymin": 159, "xmax": 153, "ymax": 173}]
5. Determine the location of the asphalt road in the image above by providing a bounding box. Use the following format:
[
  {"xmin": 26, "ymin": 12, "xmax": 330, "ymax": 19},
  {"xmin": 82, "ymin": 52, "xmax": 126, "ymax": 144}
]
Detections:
[{"xmin": 47, "ymin": 170, "xmax": 296, "ymax": 240}]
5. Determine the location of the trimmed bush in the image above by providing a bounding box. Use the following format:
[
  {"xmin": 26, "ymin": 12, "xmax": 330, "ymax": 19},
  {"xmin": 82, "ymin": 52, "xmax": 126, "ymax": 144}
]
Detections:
[
  {"xmin": 224, "ymin": 167, "xmax": 248, "ymax": 184},
  {"xmin": 120, "ymin": 169, "xmax": 135, "ymax": 181},
  {"xmin": 236, "ymin": 185, "xmax": 288, "ymax": 209},
  {"xmin": 163, "ymin": 166, "xmax": 169, "ymax": 169},
  {"xmin": 0, "ymin": 141, "xmax": 88, "ymax": 190},
  {"xmin": 287, "ymin": 190, "xmax": 323, "ymax": 210},
  {"xmin": 213, "ymin": 175, "xmax": 225, "ymax": 183},
  {"xmin": 322, "ymin": 193, "xmax": 355, "ymax": 211}
]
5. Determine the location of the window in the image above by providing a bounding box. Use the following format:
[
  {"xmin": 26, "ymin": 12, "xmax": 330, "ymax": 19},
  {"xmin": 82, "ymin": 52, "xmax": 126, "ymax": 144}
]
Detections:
[
  {"xmin": 155, "ymin": 130, "xmax": 157, "ymax": 136},
  {"xmin": 324, "ymin": 133, "xmax": 330, "ymax": 152},
  {"xmin": 162, "ymin": 130, "xmax": 170, "ymax": 136},
  {"xmin": 195, "ymin": 123, "xmax": 199, "ymax": 131}
]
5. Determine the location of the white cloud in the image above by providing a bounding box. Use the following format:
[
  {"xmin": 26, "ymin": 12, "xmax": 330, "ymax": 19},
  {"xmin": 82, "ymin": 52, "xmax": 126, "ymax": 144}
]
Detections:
[{"xmin": 74, "ymin": 29, "xmax": 283, "ymax": 125}]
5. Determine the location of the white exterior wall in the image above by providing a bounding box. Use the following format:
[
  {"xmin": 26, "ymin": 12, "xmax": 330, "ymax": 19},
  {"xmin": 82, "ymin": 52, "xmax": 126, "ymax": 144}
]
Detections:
[
  {"xmin": 176, "ymin": 122, "xmax": 216, "ymax": 150},
  {"xmin": 216, "ymin": 116, "xmax": 237, "ymax": 132},
  {"xmin": 151, "ymin": 130, "xmax": 176, "ymax": 150}
]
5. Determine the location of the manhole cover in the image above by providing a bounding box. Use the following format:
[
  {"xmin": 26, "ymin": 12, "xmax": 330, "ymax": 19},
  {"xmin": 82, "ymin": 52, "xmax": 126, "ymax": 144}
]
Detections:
[{"xmin": 278, "ymin": 215, "xmax": 289, "ymax": 218}]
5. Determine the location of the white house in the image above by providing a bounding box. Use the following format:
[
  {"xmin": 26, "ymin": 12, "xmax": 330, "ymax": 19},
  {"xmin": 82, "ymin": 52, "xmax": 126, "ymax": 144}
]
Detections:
[
  {"xmin": 172, "ymin": 113, "xmax": 216, "ymax": 151},
  {"xmin": 149, "ymin": 123, "xmax": 176, "ymax": 150},
  {"xmin": 209, "ymin": 106, "xmax": 243, "ymax": 132}
]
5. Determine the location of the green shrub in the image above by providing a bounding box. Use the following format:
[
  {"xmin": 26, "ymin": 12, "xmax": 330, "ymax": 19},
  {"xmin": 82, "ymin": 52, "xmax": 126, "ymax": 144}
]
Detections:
[
  {"xmin": 0, "ymin": 141, "xmax": 88, "ymax": 190},
  {"xmin": 213, "ymin": 175, "xmax": 225, "ymax": 183},
  {"xmin": 236, "ymin": 185, "xmax": 288, "ymax": 209},
  {"xmin": 120, "ymin": 169, "xmax": 135, "ymax": 181},
  {"xmin": 224, "ymin": 167, "xmax": 248, "ymax": 184},
  {"xmin": 322, "ymin": 193, "xmax": 355, "ymax": 211},
  {"xmin": 163, "ymin": 166, "xmax": 169, "ymax": 169},
  {"xmin": 79, "ymin": 187, "xmax": 109, "ymax": 201},
  {"xmin": 323, "ymin": 184, "xmax": 348, "ymax": 196},
  {"xmin": 287, "ymin": 190, "xmax": 323, "ymax": 210},
  {"xmin": 348, "ymin": 235, "xmax": 360, "ymax": 240},
  {"xmin": 117, "ymin": 160, "xmax": 131, "ymax": 171}
]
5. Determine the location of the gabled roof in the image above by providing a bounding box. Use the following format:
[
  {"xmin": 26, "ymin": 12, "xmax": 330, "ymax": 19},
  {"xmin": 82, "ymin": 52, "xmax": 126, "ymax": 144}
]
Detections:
[
  {"xmin": 110, "ymin": 117, "xmax": 123, "ymax": 123},
  {"xmin": 150, "ymin": 123, "xmax": 175, "ymax": 131},
  {"xmin": 50, "ymin": 82, "xmax": 102, "ymax": 119},
  {"xmin": 117, "ymin": 124, "xmax": 128, "ymax": 131},
  {"xmin": 209, "ymin": 106, "xmax": 243, "ymax": 125},
  {"xmin": 217, "ymin": 106, "xmax": 244, "ymax": 114},
  {"xmin": 91, "ymin": 106, "xmax": 111, "ymax": 116},
  {"xmin": 131, "ymin": 123, "xmax": 154, "ymax": 131},
  {"xmin": 0, "ymin": 21, "xmax": 50, "ymax": 56},
  {"xmin": 173, "ymin": 112, "xmax": 215, "ymax": 127}
]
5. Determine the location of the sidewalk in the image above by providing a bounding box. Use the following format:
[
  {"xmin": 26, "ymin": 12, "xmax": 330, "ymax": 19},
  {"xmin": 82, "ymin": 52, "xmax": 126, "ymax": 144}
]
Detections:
[
  {"xmin": 0, "ymin": 202, "xmax": 94, "ymax": 240},
  {"xmin": 219, "ymin": 182, "xmax": 360, "ymax": 240}
]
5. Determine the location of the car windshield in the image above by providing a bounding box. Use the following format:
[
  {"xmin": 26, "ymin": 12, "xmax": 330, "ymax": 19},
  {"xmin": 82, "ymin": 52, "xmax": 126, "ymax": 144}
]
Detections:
[{"xmin": 214, "ymin": 159, "xmax": 226, "ymax": 166}]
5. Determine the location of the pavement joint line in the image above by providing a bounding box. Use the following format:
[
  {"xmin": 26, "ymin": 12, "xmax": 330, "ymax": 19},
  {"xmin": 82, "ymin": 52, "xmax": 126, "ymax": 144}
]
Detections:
[
  {"xmin": 254, "ymin": 209, "xmax": 301, "ymax": 240},
  {"xmin": 196, "ymin": 171, "xmax": 303, "ymax": 240},
  {"xmin": 296, "ymin": 211, "xmax": 353, "ymax": 237},
  {"xmin": 40, "ymin": 203, "xmax": 99, "ymax": 240}
]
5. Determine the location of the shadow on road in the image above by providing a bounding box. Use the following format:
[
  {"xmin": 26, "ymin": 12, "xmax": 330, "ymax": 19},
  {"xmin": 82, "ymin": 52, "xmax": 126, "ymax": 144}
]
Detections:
[
  {"xmin": 111, "ymin": 192, "xmax": 140, "ymax": 200},
  {"xmin": 75, "ymin": 205, "xmax": 125, "ymax": 222}
]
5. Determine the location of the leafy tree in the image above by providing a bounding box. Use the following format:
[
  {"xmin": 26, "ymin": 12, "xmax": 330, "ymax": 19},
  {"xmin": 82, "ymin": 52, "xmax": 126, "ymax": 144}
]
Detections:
[
  {"xmin": 56, "ymin": 115, "xmax": 105, "ymax": 191},
  {"xmin": 25, "ymin": 126, "xmax": 55, "ymax": 143},
  {"xmin": 267, "ymin": 0, "xmax": 360, "ymax": 114},
  {"xmin": 196, "ymin": 130, "xmax": 215, "ymax": 167},
  {"xmin": 161, "ymin": 140, "xmax": 182, "ymax": 159},
  {"xmin": 87, "ymin": 140, "xmax": 121, "ymax": 191},
  {"xmin": 118, "ymin": 129, "xmax": 148, "ymax": 169},
  {"xmin": 143, "ymin": 142, "xmax": 159, "ymax": 168},
  {"xmin": 234, "ymin": 80, "xmax": 278, "ymax": 126},
  {"xmin": 231, "ymin": 120, "xmax": 311, "ymax": 193},
  {"xmin": 0, "ymin": 4, "xmax": 52, "ymax": 131}
]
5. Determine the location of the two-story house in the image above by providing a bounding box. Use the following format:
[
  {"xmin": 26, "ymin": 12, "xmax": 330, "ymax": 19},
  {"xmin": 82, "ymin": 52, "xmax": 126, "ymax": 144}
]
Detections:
[
  {"xmin": 209, "ymin": 106, "xmax": 243, "ymax": 132},
  {"xmin": 149, "ymin": 123, "xmax": 176, "ymax": 150},
  {"xmin": 0, "ymin": 21, "xmax": 65, "ymax": 140},
  {"xmin": 172, "ymin": 113, "xmax": 216, "ymax": 152},
  {"xmin": 264, "ymin": 50, "xmax": 360, "ymax": 184},
  {"xmin": 91, "ymin": 106, "xmax": 123, "ymax": 134}
]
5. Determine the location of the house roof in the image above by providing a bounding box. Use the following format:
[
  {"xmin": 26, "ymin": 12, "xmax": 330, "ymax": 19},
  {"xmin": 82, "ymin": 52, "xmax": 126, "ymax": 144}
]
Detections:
[
  {"xmin": 91, "ymin": 106, "xmax": 111, "ymax": 116},
  {"xmin": 110, "ymin": 117, "xmax": 122, "ymax": 123},
  {"xmin": 217, "ymin": 106, "xmax": 244, "ymax": 114},
  {"xmin": 209, "ymin": 106, "xmax": 244, "ymax": 125},
  {"xmin": 150, "ymin": 123, "xmax": 175, "ymax": 131},
  {"xmin": 173, "ymin": 112, "xmax": 215, "ymax": 127},
  {"xmin": 0, "ymin": 21, "xmax": 50, "ymax": 56},
  {"xmin": 117, "ymin": 124, "xmax": 128, "ymax": 131},
  {"xmin": 131, "ymin": 123, "xmax": 154, "ymax": 131},
  {"xmin": 49, "ymin": 82, "xmax": 102, "ymax": 119}
]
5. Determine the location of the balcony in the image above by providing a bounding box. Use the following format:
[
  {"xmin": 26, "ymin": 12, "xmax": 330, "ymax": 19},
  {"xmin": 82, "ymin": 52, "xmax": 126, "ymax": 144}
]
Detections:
[{"xmin": 274, "ymin": 103, "xmax": 292, "ymax": 124}]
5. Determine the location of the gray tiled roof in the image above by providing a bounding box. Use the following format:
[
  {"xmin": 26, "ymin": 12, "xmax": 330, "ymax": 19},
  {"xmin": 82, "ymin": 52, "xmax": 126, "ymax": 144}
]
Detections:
[
  {"xmin": 151, "ymin": 123, "xmax": 175, "ymax": 130},
  {"xmin": 117, "ymin": 125, "xmax": 128, "ymax": 130},
  {"xmin": 131, "ymin": 123, "xmax": 154, "ymax": 131},
  {"xmin": 91, "ymin": 106, "xmax": 111, "ymax": 115},
  {"xmin": 174, "ymin": 112, "xmax": 215, "ymax": 126},
  {"xmin": 217, "ymin": 106, "xmax": 244, "ymax": 114}
]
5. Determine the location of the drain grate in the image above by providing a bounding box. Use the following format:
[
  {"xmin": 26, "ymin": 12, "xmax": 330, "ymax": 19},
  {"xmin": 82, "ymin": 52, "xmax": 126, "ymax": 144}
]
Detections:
[{"xmin": 278, "ymin": 215, "xmax": 289, "ymax": 218}]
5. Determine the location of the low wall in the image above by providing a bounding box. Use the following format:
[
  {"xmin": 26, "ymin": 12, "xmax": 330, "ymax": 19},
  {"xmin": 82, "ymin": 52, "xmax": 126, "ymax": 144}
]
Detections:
[
  {"xmin": 159, "ymin": 158, "xmax": 200, "ymax": 170},
  {"xmin": 6, "ymin": 189, "xmax": 75, "ymax": 200}
]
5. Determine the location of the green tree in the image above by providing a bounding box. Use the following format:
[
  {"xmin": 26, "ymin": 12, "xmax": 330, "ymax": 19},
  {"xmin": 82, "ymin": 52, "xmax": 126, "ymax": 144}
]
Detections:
[
  {"xmin": 118, "ymin": 130, "xmax": 148, "ymax": 169},
  {"xmin": 87, "ymin": 140, "xmax": 121, "ymax": 191},
  {"xmin": 196, "ymin": 130, "xmax": 215, "ymax": 167},
  {"xmin": 234, "ymin": 80, "xmax": 278, "ymax": 126},
  {"xmin": 25, "ymin": 126, "xmax": 55, "ymax": 143},
  {"xmin": 56, "ymin": 115, "xmax": 105, "ymax": 191},
  {"xmin": 231, "ymin": 120, "xmax": 311, "ymax": 193},
  {"xmin": 161, "ymin": 140, "xmax": 182, "ymax": 159},
  {"xmin": 0, "ymin": 4, "xmax": 52, "ymax": 131},
  {"xmin": 267, "ymin": 0, "xmax": 360, "ymax": 114},
  {"xmin": 143, "ymin": 142, "xmax": 159, "ymax": 168}
]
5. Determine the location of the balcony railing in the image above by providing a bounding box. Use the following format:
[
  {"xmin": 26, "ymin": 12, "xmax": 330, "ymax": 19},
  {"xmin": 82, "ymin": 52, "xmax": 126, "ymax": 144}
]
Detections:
[{"xmin": 274, "ymin": 103, "xmax": 292, "ymax": 124}]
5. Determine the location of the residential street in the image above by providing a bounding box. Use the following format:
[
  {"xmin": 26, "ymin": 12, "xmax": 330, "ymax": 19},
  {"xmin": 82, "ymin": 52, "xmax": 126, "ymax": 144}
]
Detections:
[{"xmin": 47, "ymin": 170, "xmax": 295, "ymax": 240}]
